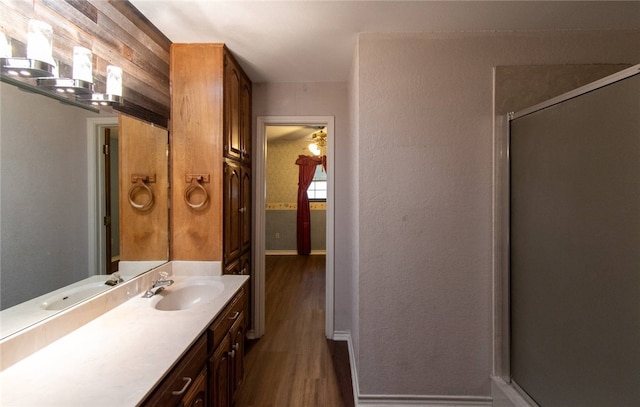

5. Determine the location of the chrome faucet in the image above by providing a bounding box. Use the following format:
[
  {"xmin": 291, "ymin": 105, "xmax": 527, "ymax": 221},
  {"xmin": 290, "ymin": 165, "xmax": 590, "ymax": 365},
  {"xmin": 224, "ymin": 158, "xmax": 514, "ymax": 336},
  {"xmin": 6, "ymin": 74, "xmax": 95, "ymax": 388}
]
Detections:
[{"xmin": 142, "ymin": 272, "xmax": 174, "ymax": 298}]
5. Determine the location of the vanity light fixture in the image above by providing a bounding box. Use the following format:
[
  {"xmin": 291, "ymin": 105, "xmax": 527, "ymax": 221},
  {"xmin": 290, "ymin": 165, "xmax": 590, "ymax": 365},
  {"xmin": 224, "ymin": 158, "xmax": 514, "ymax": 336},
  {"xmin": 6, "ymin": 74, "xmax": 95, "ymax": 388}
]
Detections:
[
  {"xmin": 0, "ymin": 24, "xmax": 123, "ymax": 108},
  {"xmin": 36, "ymin": 46, "xmax": 94, "ymax": 95},
  {"xmin": 0, "ymin": 24, "xmax": 56, "ymax": 78},
  {"xmin": 77, "ymin": 65, "xmax": 123, "ymax": 106}
]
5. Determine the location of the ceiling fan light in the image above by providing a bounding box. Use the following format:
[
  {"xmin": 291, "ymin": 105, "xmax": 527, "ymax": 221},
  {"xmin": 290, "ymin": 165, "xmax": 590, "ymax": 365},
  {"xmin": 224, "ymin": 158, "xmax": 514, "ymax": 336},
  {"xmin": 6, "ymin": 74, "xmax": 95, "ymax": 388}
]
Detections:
[{"xmin": 308, "ymin": 142, "xmax": 321, "ymax": 156}]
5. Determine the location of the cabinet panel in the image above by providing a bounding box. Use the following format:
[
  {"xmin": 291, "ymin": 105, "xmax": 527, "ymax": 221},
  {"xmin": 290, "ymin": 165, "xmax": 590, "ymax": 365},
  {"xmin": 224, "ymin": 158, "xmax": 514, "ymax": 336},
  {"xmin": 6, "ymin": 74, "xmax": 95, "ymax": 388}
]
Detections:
[
  {"xmin": 224, "ymin": 160, "xmax": 251, "ymax": 265},
  {"xmin": 224, "ymin": 55, "xmax": 242, "ymax": 161},
  {"xmin": 223, "ymin": 160, "xmax": 242, "ymax": 263},
  {"xmin": 170, "ymin": 43, "xmax": 224, "ymax": 260},
  {"xmin": 230, "ymin": 312, "xmax": 246, "ymax": 402},
  {"xmin": 240, "ymin": 167, "xmax": 251, "ymax": 253},
  {"xmin": 141, "ymin": 335, "xmax": 207, "ymax": 406},
  {"xmin": 224, "ymin": 252, "xmax": 250, "ymax": 277},
  {"xmin": 180, "ymin": 368, "xmax": 207, "ymax": 407},
  {"xmin": 239, "ymin": 77, "xmax": 252, "ymax": 163},
  {"xmin": 210, "ymin": 334, "xmax": 231, "ymax": 407}
]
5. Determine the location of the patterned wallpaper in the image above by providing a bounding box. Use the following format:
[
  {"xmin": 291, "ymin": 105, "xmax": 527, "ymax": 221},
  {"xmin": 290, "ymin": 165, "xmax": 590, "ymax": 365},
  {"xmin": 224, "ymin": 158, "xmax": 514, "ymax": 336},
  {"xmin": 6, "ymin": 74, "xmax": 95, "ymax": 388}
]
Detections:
[{"xmin": 266, "ymin": 137, "xmax": 326, "ymax": 210}]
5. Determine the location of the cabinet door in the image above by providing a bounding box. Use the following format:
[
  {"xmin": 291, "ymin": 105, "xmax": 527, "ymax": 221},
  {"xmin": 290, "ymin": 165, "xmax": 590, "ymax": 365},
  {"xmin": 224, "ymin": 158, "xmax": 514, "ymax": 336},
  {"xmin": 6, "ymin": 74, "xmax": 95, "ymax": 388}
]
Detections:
[
  {"xmin": 224, "ymin": 252, "xmax": 249, "ymax": 276},
  {"xmin": 239, "ymin": 77, "xmax": 252, "ymax": 163},
  {"xmin": 210, "ymin": 334, "xmax": 231, "ymax": 407},
  {"xmin": 223, "ymin": 160, "xmax": 242, "ymax": 263},
  {"xmin": 180, "ymin": 368, "xmax": 207, "ymax": 407},
  {"xmin": 240, "ymin": 166, "xmax": 251, "ymax": 253},
  {"xmin": 229, "ymin": 312, "xmax": 246, "ymax": 402},
  {"xmin": 224, "ymin": 55, "xmax": 242, "ymax": 161}
]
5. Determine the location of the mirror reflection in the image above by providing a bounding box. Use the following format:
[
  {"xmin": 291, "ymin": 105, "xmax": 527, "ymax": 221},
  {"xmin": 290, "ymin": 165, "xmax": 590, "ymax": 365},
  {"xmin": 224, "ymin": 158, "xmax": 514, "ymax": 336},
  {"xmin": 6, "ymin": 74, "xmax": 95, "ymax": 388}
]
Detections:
[{"xmin": 0, "ymin": 80, "xmax": 168, "ymax": 339}]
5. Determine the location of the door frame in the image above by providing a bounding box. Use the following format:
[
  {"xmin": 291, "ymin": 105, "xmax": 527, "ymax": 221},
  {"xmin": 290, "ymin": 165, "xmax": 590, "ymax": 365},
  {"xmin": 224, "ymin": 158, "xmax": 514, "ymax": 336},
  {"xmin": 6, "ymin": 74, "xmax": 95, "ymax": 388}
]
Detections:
[
  {"xmin": 251, "ymin": 115, "xmax": 335, "ymax": 339},
  {"xmin": 87, "ymin": 117, "xmax": 119, "ymax": 277}
]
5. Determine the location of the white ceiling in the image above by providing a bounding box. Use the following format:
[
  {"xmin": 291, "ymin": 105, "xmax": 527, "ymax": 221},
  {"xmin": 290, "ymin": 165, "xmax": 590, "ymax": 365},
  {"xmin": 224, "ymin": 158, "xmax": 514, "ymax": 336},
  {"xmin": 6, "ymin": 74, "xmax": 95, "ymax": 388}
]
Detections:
[{"xmin": 129, "ymin": 1, "xmax": 639, "ymax": 83}]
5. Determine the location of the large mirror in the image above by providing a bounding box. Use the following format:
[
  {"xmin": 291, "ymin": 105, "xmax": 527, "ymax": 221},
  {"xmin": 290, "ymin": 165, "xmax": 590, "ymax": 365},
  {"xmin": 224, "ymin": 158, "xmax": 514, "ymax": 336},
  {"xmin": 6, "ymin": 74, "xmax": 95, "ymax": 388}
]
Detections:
[{"xmin": 0, "ymin": 80, "xmax": 169, "ymax": 339}]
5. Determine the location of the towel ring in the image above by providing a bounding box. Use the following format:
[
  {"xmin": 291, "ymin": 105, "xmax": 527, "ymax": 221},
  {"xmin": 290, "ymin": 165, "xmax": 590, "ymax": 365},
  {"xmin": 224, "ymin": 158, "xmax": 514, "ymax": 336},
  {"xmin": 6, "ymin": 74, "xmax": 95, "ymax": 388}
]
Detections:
[
  {"xmin": 128, "ymin": 178, "xmax": 154, "ymax": 211},
  {"xmin": 184, "ymin": 177, "xmax": 209, "ymax": 210}
]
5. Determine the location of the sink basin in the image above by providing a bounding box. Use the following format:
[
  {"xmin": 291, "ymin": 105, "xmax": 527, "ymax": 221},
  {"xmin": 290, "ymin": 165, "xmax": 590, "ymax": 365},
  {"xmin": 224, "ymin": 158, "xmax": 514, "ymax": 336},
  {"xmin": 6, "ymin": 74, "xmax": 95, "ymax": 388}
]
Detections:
[
  {"xmin": 41, "ymin": 283, "xmax": 110, "ymax": 311},
  {"xmin": 152, "ymin": 280, "xmax": 224, "ymax": 311}
]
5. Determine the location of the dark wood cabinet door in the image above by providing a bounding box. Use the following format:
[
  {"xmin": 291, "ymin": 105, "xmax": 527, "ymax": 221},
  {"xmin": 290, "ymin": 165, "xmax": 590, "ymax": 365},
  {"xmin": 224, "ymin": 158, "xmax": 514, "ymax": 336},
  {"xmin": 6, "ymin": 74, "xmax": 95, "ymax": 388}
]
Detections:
[
  {"xmin": 229, "ymin": 312, "xmax": 246, "ymax": 401},
  {"xmin": 239, "ymin": 78, "xmax": 252, "ymax": 163},
  {"xmin": 223, "ymin": 160, "xmax": 242, "ymax": 263},
  {"xmin": 210, "ymin": 334, "xmax": 231, "ymax": 407},
  {"xmin": 180, "ymin": 369, "xmax": 207, "ymax": 407},
  {"xmin": 224, "ymin": 55, "xmax": 242, "ymax": 161},
  {"xmin": 240, "ymin": 166, "xmax": 251, "ymax": 253}
]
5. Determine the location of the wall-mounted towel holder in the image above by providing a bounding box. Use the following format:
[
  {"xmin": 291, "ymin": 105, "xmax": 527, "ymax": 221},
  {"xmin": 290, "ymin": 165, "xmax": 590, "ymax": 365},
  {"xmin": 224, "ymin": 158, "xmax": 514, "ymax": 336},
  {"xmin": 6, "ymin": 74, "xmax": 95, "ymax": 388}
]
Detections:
[
  {"xmin": 128, "ymin": 174, "xmax": 155, "ymax": 211},
  {"xmin": 184, "ymin": 174, "xmax": 209, "ymax": 210}
]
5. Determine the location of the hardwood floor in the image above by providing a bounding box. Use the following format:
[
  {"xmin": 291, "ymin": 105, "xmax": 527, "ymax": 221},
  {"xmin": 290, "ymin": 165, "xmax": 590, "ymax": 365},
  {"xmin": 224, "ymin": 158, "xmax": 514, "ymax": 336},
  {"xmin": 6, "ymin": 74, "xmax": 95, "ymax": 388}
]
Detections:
[{"xmin": 235, "ymin": 255, "xmax": 354, "ymax": 407}]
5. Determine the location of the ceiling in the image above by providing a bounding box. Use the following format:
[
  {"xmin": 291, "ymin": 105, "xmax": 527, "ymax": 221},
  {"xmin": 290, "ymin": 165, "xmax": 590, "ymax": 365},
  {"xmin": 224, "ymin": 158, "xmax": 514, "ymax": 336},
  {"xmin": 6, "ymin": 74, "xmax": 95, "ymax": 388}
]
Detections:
[{"xmin": 129, "ymin": 1, "xmax": 639, "ymax": 84}]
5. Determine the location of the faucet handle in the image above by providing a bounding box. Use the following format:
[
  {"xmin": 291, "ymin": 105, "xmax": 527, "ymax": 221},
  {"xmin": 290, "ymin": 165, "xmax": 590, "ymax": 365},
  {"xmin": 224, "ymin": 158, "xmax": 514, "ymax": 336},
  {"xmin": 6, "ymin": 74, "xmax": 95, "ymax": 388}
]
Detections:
[{"xmin": 159, "ymin": 271, "xmax": 169, "ymax": 281}]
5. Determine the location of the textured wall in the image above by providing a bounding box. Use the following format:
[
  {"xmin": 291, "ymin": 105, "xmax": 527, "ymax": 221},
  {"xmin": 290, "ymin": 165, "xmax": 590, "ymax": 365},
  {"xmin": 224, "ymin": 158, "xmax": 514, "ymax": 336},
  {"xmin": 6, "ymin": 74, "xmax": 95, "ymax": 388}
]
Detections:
[
  {"xmin": 0, "ymin": 82, "xmax": 103, "ymax": 308},
  {"xmin": 353, "ymin": 30, "xmax": 640, "ymax": 399}
]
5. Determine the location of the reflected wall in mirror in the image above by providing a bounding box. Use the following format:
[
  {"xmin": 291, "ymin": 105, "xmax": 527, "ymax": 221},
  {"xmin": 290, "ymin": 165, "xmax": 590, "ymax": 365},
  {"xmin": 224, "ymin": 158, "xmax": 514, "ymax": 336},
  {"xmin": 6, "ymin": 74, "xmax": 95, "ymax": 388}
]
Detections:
[{"xmin": 0, "ymin": 81, "xmax": 169, "ymax": 339}]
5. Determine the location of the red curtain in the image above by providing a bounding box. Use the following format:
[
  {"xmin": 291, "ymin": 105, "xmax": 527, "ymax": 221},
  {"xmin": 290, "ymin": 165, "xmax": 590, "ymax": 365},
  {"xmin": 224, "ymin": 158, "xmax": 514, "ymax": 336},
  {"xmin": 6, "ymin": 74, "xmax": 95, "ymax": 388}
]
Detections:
[{"xmin": 295, "ymin": 155, "xmax": 324, "ymax": 255}]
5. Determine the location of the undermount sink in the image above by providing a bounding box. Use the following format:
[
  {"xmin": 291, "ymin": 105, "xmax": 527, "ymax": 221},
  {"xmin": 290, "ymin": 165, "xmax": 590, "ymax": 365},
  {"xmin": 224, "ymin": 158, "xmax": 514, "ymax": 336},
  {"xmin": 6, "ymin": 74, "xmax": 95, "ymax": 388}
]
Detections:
[
  {"xmin": 41, "ymin": 283, "xmax": 110, "ymax": 311},
  {"xmin": 151, "ymin": 280, "xmax": 224, "ymax": 311}
]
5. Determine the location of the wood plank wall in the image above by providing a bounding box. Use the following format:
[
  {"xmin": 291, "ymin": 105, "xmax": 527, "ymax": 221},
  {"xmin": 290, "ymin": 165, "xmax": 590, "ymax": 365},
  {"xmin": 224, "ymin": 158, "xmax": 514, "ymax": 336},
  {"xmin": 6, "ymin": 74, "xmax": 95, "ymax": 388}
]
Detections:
[{"xmin": 0, "ymin": 0, "xmax": 170, "ymax": 127}]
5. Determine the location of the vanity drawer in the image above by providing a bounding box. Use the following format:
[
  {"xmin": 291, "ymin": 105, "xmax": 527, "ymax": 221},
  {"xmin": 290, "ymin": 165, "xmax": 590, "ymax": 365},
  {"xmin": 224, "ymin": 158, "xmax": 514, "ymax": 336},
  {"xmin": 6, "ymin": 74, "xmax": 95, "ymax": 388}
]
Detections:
[
  {"xmin": 208, "ymin": 285, "xmax": 246, "ymax": 353},
  {"xmin": 141, "ymin": 334, "xmax": 207, "ymax": 406}
]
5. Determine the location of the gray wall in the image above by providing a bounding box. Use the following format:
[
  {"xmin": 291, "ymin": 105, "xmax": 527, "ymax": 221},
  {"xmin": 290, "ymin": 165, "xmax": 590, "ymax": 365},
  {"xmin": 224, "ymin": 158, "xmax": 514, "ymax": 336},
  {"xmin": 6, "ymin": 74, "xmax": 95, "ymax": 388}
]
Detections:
[
  {"xmin": 265, "ymin": 210, "xmax": 326, "ymax": 252},
  {"xmin": 351, "ymin": 30, "xmax": 639, "ymax": 399},
  {"xmin": 252, "ymin": 29, "xmax": 639, "ymax": 401},
  {"xmin": 0, "ymin": 82, "xmax": 98, "ymax": 308}
]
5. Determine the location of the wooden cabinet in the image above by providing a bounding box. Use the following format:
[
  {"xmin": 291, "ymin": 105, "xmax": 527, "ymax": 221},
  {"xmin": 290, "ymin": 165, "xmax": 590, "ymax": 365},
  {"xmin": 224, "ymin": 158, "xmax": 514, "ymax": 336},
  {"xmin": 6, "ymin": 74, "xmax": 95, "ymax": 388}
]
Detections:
[
  {"xmin": 141, "ymin": 335, "xmax": 207, "ymax": 406},
  {"xmin": 229, "ymin": 312, "xmax": 246, "ymax": 401},
  {"xmin": 142, "ymin": 283, "xmax": 248, "ymax": 407},
  {"xmin": 208, "ymin": 284, "xmax": 248, "ymax": 407},
  {"xmin": 171, "ymin": 43, "xmax": 252, "ymax": 293},
  {"xmin": 209, "ymin": 334, "xmax": 231, "ymax": 407},
  {"xmin": 181, "ymin": 369, "xmax": 207, "ymax": 407},
  {"xmin": 224, "ymin": 54, "xmax": 252, "ymax": 164},
  {"xmin": 223, "ymin": 160, "xmax": 251, "ymax": 267}
]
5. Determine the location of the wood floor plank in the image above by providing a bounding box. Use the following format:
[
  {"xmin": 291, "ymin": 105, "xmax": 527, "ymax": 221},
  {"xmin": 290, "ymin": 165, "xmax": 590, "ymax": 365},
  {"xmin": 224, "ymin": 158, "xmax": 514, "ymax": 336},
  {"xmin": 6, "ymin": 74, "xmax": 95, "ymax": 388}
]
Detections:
[{"xmin": 235, "ymin": 255, "xmax": 354, "ymax": 407}]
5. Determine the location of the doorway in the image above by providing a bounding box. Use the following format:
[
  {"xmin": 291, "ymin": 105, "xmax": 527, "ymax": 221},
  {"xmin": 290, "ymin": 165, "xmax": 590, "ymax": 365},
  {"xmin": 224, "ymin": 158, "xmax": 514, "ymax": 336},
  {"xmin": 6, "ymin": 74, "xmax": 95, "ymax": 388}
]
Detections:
[
  {"xmin": 253, "ymin": 116, "xmax": 335, "ymax": 339},
  {"xmin": 87, "ymin": 117, "xmax": 119, "ymax": 277}
]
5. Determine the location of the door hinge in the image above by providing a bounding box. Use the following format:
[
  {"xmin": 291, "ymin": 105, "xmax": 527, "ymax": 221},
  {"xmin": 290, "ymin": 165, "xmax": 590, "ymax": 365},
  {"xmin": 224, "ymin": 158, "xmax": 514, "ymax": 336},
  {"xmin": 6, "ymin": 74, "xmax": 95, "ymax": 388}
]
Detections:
[
  {"xmin": 103, "ymin": 144, "xmax": 109, "ymax": 155},
  {"xmin": 103, "ymin": 216, "xmax": 111, "ymax": 226}
]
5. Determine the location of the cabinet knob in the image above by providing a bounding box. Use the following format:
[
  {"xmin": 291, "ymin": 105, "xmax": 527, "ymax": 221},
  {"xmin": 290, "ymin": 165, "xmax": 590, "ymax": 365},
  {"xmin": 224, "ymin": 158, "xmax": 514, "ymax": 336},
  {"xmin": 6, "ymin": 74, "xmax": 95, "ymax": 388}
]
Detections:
[
  {"xmin": 233, "ymin": 343, "xmax": 240, "ymax": 351},
  {"xmin": 171, "ymin": 376, "xmax": 192, "ymax": 396},
  {"xmin": 229, "ymin": 349, "xmax": 236, "ymax": 358},
  {"xmin": 238, "ymin": 207, "xmax": 246, "ymax": 213}
]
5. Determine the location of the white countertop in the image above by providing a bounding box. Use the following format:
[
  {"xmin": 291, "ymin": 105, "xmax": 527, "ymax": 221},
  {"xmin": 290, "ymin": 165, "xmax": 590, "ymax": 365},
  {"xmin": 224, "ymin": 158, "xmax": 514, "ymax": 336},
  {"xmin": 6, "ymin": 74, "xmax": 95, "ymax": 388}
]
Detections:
[{"xmin": 0, "ymin": 274, "xmax": 249, "ymax": 407}]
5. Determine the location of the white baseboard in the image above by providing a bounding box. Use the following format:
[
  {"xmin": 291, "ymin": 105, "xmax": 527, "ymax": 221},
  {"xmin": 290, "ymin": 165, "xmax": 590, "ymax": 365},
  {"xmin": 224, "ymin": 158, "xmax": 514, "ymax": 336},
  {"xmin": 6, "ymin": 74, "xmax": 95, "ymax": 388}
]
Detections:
[
  {"xmin": 265, "ymin": 250, "xmax": 327, "ymax": 255},
  {"xmin": 333, "ymin": 331, "xmax": 492, "ymax": 407}
]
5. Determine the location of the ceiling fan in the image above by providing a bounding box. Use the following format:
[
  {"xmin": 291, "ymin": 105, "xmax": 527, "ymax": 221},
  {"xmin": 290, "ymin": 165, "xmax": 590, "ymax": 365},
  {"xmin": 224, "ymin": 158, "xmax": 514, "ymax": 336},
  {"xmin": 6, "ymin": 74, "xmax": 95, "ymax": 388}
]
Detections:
[{"xmin": 307, "ymin": 127, "xmax": 327, "ymax": 156}]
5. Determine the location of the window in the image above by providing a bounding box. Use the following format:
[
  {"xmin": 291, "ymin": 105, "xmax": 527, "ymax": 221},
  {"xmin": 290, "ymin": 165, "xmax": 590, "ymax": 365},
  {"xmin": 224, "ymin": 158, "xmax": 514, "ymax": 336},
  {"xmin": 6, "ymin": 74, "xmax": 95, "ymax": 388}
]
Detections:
[{"xmin": 307, "ymin": 164, "xmax": 327, "ymax": 201}]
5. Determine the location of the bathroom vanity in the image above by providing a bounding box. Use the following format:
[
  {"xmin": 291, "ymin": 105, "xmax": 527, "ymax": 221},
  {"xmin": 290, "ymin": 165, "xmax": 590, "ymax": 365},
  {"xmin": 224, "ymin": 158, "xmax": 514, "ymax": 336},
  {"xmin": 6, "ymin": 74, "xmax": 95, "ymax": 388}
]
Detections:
[{"xmin": 0, "ymin": 265, "xmax": 249, "ymax": 407}]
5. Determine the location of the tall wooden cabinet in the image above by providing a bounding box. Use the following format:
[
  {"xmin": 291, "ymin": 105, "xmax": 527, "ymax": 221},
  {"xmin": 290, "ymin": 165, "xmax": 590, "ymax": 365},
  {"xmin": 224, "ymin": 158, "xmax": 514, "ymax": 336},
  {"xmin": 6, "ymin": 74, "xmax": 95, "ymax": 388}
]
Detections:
[
  {"xmin": 222, "ymin": 52, "xmax": 252, "ymax": 277},
  {"xmin": 171, "ymin": 43, "xmax": 252, "ymax": 273}
]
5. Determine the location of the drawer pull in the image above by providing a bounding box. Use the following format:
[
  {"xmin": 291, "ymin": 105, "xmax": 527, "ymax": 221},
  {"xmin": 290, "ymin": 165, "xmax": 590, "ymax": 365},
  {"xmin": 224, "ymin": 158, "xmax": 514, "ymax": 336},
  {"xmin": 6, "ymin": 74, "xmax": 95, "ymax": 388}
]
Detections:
[
  {"xmin": 228, "ymin": 311, "xmax": 240, "ymax": 320},
  {"xmin": 172, "ymin": 377, "xmax": 192, "ymax": 396}
]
